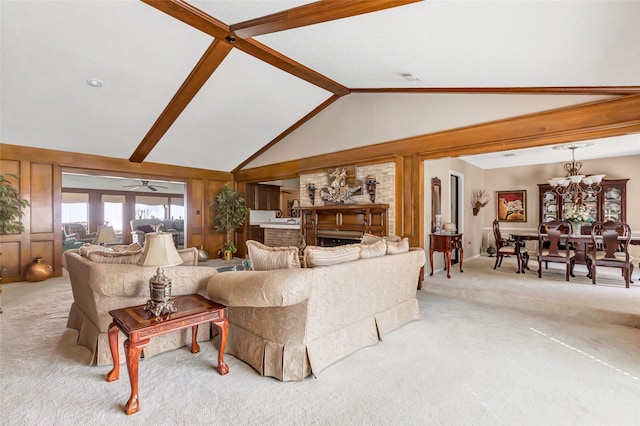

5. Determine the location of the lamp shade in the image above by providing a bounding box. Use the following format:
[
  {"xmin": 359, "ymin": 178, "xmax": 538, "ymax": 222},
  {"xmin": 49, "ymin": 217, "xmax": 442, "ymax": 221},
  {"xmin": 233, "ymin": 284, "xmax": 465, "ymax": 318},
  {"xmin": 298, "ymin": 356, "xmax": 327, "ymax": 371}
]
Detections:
[
  {"xmin": 139, "ymin": 233, "xmax": 183, "ymax": 267},
  {"xmin": 93, "ymin": 225, "xmax": 118, "ymax": 244}
]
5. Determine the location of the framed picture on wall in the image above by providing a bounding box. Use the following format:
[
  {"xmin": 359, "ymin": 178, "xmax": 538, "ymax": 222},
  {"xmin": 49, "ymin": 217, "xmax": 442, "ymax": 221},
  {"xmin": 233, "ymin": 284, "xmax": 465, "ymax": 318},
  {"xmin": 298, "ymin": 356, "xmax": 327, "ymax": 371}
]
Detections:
[{"xmin": 496, "ymin": 190, "xmax": 527, "ymax": 222}]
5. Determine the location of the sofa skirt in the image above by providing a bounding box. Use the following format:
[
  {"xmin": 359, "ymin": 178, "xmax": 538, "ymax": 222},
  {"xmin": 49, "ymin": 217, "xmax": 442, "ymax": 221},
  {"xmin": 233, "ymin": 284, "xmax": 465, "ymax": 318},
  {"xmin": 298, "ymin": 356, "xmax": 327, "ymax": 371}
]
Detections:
[{"xmin": 225, "ymin": 297, "xmax": 420, "ymax": 381}]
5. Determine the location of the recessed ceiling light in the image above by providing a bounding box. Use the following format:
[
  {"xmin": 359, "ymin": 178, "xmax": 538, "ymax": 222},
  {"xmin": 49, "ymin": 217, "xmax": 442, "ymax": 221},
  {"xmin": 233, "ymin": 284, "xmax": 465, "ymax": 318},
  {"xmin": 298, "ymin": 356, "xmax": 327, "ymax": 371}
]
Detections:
[
  {"xmin": 399, "ymin": 72, "xmax": 421, "ymax": 82},
  {"xmin": 86, "ymin": 78, "xmax": 103, "ymax": 88},
  {"xmin": 503, "ymin": 153, "xmax": 516, "ymax": 157}
]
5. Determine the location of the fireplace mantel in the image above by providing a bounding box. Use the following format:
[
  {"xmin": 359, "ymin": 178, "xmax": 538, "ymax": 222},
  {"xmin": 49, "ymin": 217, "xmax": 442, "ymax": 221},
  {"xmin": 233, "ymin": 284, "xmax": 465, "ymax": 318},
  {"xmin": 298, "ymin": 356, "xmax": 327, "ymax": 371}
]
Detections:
[{"xmin": 296, "ymin": 204, "xmax": 389, "ymax": 246}]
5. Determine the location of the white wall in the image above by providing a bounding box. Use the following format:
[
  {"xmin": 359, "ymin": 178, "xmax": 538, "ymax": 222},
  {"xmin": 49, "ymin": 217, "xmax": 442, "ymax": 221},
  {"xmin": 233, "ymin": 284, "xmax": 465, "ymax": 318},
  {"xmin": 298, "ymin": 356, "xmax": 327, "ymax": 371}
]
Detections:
[{"xmin": 424, "ymin": 157, "xmax": 485, "ymax": 274}]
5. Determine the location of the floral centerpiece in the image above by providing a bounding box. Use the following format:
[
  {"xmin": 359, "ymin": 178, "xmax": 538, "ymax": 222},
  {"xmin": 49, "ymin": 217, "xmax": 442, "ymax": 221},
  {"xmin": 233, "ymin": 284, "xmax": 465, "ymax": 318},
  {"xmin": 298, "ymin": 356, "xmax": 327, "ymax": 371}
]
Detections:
[{"xmin": 562, "ymin": 204, "xmax": 594, "ymax": 234}]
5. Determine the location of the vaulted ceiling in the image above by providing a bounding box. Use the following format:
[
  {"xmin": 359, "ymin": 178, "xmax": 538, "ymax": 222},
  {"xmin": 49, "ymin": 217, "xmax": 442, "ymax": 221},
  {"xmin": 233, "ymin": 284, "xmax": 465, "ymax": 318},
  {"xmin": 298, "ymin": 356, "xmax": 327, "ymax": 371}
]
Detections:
[{"xmin": 2, "ymin": 1, "xmax": 639, "ymax": 173}]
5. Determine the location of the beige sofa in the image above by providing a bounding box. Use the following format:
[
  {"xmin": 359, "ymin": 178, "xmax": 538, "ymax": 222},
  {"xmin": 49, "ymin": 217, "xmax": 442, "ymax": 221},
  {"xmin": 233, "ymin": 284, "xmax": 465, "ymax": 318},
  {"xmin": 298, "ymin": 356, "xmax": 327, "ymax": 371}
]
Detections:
[
  {"xmin": 64, "ymin": 246, "xmax": 218, "ymax": 366},
  {"xmin": 207, "ymin": 246, "xmax": 426, "ymax": 381}
]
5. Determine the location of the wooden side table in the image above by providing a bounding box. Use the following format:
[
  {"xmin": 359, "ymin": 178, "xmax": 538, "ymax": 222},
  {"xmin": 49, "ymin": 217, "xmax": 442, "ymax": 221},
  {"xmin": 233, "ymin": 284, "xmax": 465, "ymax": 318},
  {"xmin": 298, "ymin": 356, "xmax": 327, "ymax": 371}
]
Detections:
[
  {"xmin": 429, "ymin": 232, "xmax": 464, "ymax": 278},
  {"xmin": 106, "ymin": 294, "xmax": 228, "ymax": 415}
]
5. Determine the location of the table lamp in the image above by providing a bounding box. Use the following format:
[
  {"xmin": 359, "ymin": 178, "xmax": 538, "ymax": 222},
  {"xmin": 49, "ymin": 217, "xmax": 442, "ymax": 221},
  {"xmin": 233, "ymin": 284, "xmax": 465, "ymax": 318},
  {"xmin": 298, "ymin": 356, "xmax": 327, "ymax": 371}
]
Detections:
[
  {"xmin": 139, "ymin": 232, "xmax": 183, "ymax": 317},
  {"xmin": 93, "ymin": 225, "xmax": 118, "ymax": 246}
]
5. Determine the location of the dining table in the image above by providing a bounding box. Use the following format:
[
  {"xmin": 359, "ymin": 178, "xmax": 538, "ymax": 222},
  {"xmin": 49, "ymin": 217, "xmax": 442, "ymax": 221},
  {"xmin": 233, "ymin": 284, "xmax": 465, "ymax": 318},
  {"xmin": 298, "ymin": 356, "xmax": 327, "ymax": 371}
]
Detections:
[{"xmin": 509, "ymin": 232, "xmax": 640, "ymax": 275}]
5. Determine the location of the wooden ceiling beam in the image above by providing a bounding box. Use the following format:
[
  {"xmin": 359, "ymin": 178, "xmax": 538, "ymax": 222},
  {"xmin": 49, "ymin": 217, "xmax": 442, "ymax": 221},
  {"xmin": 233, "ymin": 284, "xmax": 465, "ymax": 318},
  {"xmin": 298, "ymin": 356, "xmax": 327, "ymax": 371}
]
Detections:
[
  {"xmin": 231, "ymin": 0, "xmax": 421, "ymax": 38},
  {"xmin": 141, "ymin": 0, "xmax": 230, "ymax": 39},
  {"xmin": 129, "ymin": 39, "xmax": 232, "ymax": 163},
  {"xmin": 142, "ymin": 0, "xmax": 350, "ymax": 96},
  {"xmin": 234, "ymin": 38, "xmax": 350, "ymax": 96},
  {"xmin": 351, "ymin": 86, "xmax": 640, "ymax": 95}
]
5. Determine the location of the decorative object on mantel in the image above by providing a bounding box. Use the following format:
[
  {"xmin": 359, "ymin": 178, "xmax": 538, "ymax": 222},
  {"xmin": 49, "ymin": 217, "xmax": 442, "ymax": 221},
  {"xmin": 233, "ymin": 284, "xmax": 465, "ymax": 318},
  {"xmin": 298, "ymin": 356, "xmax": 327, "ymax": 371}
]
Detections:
[
  {"xmin": 307, "ymin": 183, "xmax": 316, "ymax": 205},
  {"xmin": 211, "ymin": 183, "xmax": 249, "ymax": 260},
  {"xmin": 140, "ymin": 232, "xmax": 183, "ymax": 317},
  {"xmin": 547, "ymin": 143, "xmax": 605, "ymax": 204},
  {"xmin": 287, "ymin": 199, "xmax": 300, "ymax": 217},
  {"xmin": 25, "ymin": 257, "xmax": 53, "ymax": 282},
  {"xmin": 319, "ymin": 166, "xmax": 362, "ymax": 205},
  {"xmin": 365, "ymin": 175, "xmax": 379, "ymax": 203},
  {"xmin": 471, "ymin": 189, "xmax": 491, "ymax": 216}
]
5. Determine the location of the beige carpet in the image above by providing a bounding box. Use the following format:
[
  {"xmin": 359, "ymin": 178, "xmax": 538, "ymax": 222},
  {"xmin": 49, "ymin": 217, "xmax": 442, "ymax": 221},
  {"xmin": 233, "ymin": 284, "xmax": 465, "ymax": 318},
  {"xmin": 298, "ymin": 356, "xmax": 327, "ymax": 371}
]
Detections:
[{"xmin": 1, "ymin": 258, "xmax": 640, "ymax": 425}]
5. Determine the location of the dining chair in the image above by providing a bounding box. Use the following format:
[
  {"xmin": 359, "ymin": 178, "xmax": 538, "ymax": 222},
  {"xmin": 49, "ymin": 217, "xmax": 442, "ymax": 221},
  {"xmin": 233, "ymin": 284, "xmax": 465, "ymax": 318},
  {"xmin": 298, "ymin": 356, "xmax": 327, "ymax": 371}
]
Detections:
[
  {"xmin": 589, "ymin": 221, "xmax": 634, "ymax": 287},
  {"xmin": 492, "ymin": 220, "xmax": 529, "ymax": 272},
  {"xmin": 537, "ymin": 220, "xmax": 575, "ymax": 281}
]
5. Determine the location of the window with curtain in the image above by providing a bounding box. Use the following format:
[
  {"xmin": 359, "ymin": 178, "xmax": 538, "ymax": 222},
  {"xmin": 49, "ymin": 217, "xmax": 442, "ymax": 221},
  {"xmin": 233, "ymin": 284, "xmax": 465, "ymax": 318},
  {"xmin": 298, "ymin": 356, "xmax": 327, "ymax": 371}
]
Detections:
[{"xmin": 62, "ymin": 192, "xmax": 89, "ymax": 226}]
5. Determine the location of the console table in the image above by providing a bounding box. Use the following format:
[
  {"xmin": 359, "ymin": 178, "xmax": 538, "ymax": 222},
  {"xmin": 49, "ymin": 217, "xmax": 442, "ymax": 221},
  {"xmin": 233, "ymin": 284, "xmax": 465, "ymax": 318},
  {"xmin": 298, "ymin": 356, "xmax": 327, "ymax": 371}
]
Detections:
[{"xmin": 429, "ymin": 233, "xmax": 464, "ymax": 278}]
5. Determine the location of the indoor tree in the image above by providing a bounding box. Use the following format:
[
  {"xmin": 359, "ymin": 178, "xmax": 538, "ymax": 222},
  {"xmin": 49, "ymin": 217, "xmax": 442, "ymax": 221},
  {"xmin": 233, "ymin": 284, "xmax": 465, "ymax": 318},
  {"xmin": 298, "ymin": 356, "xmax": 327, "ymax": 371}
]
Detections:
[
  {"xmin": 211, "ymin": 183, "xmax": 249, "ymax": 259},
  {"xmin": 0, "ymin": 174, "xmax": 30, "ymax": 235}
]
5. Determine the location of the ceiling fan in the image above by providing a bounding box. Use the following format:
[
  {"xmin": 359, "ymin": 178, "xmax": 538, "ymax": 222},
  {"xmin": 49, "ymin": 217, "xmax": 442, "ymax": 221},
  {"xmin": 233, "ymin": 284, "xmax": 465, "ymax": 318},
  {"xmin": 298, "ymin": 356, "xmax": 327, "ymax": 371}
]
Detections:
[{"xmin": 122, "ymin": 180, "xmax": 168, "ymax": 192}]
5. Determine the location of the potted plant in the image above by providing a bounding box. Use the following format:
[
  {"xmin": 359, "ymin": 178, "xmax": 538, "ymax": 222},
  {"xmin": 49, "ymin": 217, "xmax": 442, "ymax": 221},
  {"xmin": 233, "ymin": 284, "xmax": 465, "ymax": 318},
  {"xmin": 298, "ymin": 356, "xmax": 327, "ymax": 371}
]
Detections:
[
  {"xmin": 211, "ymin": 184, "xmax": 249, "ymax": 260},
  {"xmin": 0, "ymin": 174, "xmax": 30, "ymax": 235}
]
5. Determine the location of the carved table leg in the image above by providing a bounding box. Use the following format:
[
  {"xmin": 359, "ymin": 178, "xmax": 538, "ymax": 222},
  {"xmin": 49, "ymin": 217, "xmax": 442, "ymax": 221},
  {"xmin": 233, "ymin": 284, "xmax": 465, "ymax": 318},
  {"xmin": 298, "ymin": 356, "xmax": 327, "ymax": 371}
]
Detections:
[
  {"xmin": 212, "ymin": 317, "xmax": 229, "ymax": 376},
  {"xmin": 191, "ymin": 325, "xmax": 200, "ymax": 354},
  {"xmin": 106, "ymin": 322, "xmax": 120, "ymax": 382},
  {"xmin": 458, "ymin": 246, "xmax": 464, "ymax": 273},
  {"xmin": 429, "ymin": 249, "xmax": 435, "ymax": 276},
  {"xmin": 445, "ymin": 250, "xmax": 451, "ymax": 279},
  {"xmin": 124, "ymin": 338, "xmax": 149, "ymax": 415}
]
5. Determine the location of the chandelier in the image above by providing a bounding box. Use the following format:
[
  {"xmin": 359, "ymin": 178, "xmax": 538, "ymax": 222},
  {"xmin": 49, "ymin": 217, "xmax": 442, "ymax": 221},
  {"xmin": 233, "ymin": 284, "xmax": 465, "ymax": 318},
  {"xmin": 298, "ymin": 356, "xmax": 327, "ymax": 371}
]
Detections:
[{"xmin": 547, "ymin": 144, "xmax": 605, "ymax": 204}]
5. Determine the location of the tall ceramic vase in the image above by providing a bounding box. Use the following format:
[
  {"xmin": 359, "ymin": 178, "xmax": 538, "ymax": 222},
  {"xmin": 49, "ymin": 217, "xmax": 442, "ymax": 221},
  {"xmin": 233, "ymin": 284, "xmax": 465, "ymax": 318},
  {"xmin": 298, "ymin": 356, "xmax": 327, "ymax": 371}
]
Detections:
[{"xmin": 25, "ymin": 257, "xmax": 53, "ymax": 282}]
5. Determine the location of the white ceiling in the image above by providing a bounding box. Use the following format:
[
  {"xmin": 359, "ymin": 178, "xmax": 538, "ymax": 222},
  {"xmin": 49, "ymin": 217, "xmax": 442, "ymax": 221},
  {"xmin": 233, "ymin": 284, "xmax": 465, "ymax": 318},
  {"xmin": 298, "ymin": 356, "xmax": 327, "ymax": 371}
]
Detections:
[{"xmin": 2, "ymin": 1, "xmax": 639, "ymax": 172}]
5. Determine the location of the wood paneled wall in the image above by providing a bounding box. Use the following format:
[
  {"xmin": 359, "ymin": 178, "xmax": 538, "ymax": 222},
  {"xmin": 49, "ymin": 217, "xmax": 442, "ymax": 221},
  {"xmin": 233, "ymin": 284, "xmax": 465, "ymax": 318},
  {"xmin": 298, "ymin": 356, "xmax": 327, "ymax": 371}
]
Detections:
[{"xmin": 0, "ymin": 144, "xmax": 231, "ymax": 283}]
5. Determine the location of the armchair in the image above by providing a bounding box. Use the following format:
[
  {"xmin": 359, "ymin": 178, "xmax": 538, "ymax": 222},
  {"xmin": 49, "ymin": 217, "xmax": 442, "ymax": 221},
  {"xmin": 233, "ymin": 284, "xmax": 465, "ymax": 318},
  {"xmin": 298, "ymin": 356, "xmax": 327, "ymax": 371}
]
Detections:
[
  {"xmin": 492, "ymin": 220, "xmax": 529, "ymax": 272},
  {"xmin": 63, "ymin": 223, "xmax": 96, "ymax": 243},
  {"xmin": 590, "ymin": 221, "xmax": 634, "ymax": 287}
]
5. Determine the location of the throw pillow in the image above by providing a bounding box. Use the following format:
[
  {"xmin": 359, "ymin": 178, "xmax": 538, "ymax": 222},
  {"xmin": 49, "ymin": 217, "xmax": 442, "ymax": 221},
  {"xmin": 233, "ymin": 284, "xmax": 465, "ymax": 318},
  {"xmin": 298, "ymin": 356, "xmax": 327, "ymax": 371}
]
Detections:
[
  {"xmin": 386, "ymin": 237, "xmax": 410, "ymax": 255},
  {"xmin": 246, "ymin": 240, "xmax": 301, "ymax": 271},
  {"xmin": 177, "ymin": 247, "xmax": 198, "ymax": 266},
  {"xmin": 361, "ymin": 233, "xmax": 401, "ymax": 245},
  {"xmin": 303, "ymin": 244, "xmax": 362, "ymax": 268},
  {"xmin": 359, "ymin": 239, "xmax": 387, "ymax": 259},
  {"xmin": 137, "ymin": 224, "xmax": 154, "ymax": 233},
  {"xmin": 87, "ymin": 250, "xmax": 143, "ymax": 264}
]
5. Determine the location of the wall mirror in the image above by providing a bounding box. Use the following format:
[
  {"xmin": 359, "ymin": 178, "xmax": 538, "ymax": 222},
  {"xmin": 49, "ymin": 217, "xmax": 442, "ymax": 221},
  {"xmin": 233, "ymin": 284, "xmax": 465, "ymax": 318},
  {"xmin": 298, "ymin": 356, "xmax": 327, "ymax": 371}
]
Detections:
[{"xmin": 431, "ymin": 177, "xmax": 441, "ymax": 232}]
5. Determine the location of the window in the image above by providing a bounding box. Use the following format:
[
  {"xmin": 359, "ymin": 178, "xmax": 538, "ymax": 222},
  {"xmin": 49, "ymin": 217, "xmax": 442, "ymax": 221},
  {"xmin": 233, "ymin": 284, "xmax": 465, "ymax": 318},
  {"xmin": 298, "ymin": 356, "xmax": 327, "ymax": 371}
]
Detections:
[
  {"xmin": 62, "ymin": 192, "xmax": 89, "ymax": 226},
  {"xmin": 135, "ymin": 196, "xmax": 168, "ymax": 220},
  {"xmin": 103, "ymin": 194, "xmax": 125, "ymax": 233}
]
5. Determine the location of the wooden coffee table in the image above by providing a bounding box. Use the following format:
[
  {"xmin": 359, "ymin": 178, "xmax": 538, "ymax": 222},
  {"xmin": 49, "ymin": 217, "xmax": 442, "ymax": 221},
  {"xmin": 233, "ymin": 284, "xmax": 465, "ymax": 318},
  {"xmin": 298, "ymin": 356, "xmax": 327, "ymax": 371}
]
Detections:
[{"xmin": 106, "ymin": 294, "xmax": 229, "ymax": 415}]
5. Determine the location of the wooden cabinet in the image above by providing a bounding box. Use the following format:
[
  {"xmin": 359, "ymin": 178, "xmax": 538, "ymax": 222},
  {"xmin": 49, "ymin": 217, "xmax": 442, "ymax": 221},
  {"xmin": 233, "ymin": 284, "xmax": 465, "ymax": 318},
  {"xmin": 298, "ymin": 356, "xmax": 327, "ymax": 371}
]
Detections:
[
  {"xmin": 246, "ymin": 184, "xmax": 280, "ymax": 210},
  {"xmin": 538, "ymin": 179, "xmax": 628, "ymax": 224},
  {"xmin": 297, "ymin": 204, "xmax": 388, "ymax": 246}
]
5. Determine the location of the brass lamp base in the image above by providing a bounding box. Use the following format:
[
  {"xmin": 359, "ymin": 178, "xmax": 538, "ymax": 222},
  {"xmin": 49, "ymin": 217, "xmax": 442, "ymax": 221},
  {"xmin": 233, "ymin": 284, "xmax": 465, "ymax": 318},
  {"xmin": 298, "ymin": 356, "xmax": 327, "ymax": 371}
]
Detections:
[{"xmin": 144, "ymin": 267, "xmax": 178, "ymax": 317}]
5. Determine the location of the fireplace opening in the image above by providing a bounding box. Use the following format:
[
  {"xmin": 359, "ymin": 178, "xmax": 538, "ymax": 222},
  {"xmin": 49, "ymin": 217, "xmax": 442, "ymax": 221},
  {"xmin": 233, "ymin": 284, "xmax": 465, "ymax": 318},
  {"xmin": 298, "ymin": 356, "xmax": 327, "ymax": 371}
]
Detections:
[{"xmin": 316, "ymin": 230, "xmax": 363, "ymax": 247}]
